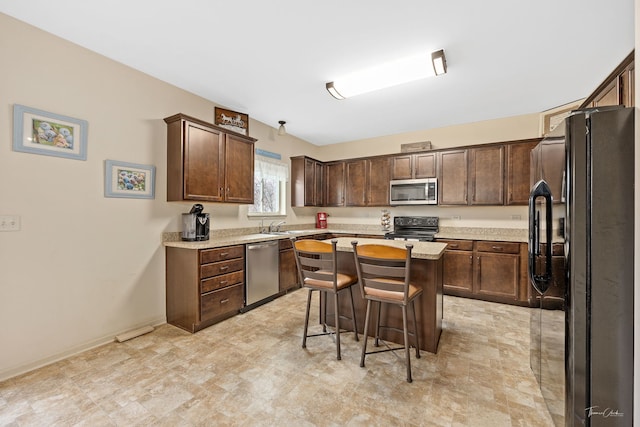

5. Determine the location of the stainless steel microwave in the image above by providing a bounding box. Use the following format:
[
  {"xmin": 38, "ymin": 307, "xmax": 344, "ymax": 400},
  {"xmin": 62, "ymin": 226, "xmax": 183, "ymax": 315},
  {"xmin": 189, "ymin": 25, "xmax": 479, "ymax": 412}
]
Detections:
[{"xmin": 389, "ymin": 178, "xmax": 438, "ymax": 205}]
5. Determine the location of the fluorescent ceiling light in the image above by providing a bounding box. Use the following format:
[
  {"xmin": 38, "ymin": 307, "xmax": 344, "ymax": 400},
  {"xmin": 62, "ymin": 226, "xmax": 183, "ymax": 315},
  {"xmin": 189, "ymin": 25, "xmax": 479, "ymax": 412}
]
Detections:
[{"xmin": 326, "ymin": 49, "xmax": 447, "ymax": 100}]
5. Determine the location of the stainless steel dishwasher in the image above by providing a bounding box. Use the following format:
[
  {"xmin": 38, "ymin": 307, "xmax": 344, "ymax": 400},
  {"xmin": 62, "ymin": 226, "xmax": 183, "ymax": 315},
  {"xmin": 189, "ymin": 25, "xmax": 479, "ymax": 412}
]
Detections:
[{"xmin": 244, "ymin": 241, "xmax": 280, "ymax": 310}]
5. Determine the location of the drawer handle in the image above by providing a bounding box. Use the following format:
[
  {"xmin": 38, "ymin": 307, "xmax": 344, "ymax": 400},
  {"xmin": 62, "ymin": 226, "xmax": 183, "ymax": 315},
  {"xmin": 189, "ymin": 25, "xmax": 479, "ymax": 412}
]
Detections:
[
  {"xmin": 219, "ymin": 280, "xmax": 228, "ymax": 286},
  {"xmin": 492, "ymin": 246, "xmax": 503, "ymax": 251},
  {"xmin": 219, "ymin": 252, "xmax": 229, "ymax": 257},
  {"xmin": 219, "ymin": 266, "xmax": 229, "ymax": 271},
  {"xmin": 220, "ymin": 298, "xmax": 230, "ymax": 304},
  {"xmin": 449, "ymin": 244, "xmax": 459, "ymax": 248}
]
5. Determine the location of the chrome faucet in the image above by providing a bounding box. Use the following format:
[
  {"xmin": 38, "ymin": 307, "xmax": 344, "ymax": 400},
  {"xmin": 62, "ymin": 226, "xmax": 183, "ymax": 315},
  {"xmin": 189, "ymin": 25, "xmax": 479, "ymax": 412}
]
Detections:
[{"xmin": 269, "ymin": 220, "xmax": 286, "ymax": 232}]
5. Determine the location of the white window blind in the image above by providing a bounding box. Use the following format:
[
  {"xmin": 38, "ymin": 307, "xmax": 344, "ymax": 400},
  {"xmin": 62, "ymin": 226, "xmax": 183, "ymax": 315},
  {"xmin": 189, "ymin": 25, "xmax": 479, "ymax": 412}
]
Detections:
[{"xmin": 248, "ymin": 156, "xmax": 288, "ymax": 216}]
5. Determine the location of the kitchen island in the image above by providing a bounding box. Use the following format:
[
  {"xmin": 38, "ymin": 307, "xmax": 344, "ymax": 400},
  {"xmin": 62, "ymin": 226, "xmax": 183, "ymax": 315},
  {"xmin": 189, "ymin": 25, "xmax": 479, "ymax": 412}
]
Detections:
[{"xmin": 321, "ymin": 237, "xmax": 447, "ymax": 354}]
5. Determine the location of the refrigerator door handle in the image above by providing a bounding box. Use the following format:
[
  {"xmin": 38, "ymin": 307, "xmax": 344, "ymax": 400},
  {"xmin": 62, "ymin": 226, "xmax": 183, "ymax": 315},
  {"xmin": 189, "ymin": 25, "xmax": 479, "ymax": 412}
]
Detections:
[{"xmin": 528, "ymin": 180, "xmax": 553, "ymax": 294}]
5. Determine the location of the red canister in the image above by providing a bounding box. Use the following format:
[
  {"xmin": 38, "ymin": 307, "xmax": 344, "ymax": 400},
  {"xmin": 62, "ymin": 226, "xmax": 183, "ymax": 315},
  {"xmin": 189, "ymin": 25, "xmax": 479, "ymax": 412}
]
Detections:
[{"xmin": 316, "ymin": 212, "xmax": 328, "ymax": 229}]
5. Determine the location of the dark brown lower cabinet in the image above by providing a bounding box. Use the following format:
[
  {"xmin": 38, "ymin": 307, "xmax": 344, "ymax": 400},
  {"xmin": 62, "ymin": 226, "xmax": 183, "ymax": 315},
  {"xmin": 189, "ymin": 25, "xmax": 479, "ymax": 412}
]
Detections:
[
  {"xmin": 278, "ymin": 239, "xmax": 299, "ymax": 292},
  {"xmin": 440, "ymin": 240, "xmax": 473, "ymax": 293},
  {"xmin": 474, "ymin": 241, "xmax": 520, "ymax": 300},
  {"xmin": 439, "ymin": 239, "xmax": 528, "ymax": 306},
  {"xmin": 528, "ymin": 243, "xmax": 566, "ymax": 309},
  {"xmin": 166, "ymin": 245, "xmax": 245, "ymax": 333}
]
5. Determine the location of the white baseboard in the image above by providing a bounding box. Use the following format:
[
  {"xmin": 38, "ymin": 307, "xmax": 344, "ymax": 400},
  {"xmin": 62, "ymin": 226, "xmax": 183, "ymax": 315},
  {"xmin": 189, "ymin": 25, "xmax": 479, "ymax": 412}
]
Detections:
[{"xmin": 0, "ymin": 317, "xmax": 166, "ymax": 382}]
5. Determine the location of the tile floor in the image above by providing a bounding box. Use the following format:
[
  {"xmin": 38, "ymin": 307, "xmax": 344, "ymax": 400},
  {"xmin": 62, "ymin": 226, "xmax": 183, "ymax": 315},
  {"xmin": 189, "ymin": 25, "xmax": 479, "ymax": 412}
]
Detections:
[{"xmin": 0, "ymin": 290, "xmax": 555, "ymax": 426}]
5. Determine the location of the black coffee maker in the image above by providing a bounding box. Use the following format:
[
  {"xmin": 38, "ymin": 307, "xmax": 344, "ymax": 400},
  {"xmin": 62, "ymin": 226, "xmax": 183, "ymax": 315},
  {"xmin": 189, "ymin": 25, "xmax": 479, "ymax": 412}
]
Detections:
[{"xmin": 181, "ymin": 204, "xmax": 210, "ymax": 241}]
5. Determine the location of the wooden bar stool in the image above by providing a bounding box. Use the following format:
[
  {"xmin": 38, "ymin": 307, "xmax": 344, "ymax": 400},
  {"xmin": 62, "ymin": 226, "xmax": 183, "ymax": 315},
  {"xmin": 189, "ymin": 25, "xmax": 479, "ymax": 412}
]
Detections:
[
  {"xmin": 292, "ymin": 239, "xmax": 359, "ymax": 360},
  {"xmin": 351, "ymin": 242, "xmax": 422, "ymax": 382}
]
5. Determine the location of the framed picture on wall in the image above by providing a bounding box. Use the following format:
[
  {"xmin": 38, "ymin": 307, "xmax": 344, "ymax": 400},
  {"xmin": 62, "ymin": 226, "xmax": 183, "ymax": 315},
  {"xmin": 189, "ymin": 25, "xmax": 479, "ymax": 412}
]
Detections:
[
  {"xmin": 214, "ymin": 107, "xmax": 249, "ymax": 136},
  {"xmin": 12, "ymin": 104, "xmax": 88, "ymax": 160},
  {"xmin": 104, "ymin": 160, "xmax": 156, "ymax": 199}
]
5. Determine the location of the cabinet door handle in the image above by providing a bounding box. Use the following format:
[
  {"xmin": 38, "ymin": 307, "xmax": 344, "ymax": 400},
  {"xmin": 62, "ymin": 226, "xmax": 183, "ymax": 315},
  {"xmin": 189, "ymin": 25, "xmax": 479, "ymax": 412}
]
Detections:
[
  {"xmin": 226, "ymin": 187, "xmax": 230, "ymax": 193},
  {"xmin": 220, "ymin": 298, "xmax": 229, "ymax": 304}
]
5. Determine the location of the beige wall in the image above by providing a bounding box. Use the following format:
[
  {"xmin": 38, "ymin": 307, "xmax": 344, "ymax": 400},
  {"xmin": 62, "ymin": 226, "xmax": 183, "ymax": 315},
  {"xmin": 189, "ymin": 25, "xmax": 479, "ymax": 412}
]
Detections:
[
  {"xmin": 319, "ymin": 113, "xmax": 541, "ymax": 160},
  {"xmin": 0, "ymin": 13, "xmax": 320, "ymax": 380}
]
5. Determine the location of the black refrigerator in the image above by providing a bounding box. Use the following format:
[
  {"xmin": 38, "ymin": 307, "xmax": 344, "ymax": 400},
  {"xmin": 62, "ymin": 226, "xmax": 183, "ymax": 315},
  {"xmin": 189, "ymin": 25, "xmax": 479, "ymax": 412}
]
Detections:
[{"xmin": 529, "ymin": 106, "xmax": 634, "ymax": 426}]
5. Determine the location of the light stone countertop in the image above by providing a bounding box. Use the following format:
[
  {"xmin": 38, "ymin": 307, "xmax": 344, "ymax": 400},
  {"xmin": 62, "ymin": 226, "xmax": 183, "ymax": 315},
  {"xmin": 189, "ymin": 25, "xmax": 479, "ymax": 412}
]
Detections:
[
  {"xmin": 435, "ymin": 226, "xmax": 528, "ymax": 243},
  {"xmin": 162, "ymin": 223, "xmax": 533, "ymax": 250},
  {"xmin": 162, "ymin": 227, "xmax": 387, "ymax": 250},
  {"xmin": 329, "ymin": 237, "xmax": 447, "ymax": 260}
]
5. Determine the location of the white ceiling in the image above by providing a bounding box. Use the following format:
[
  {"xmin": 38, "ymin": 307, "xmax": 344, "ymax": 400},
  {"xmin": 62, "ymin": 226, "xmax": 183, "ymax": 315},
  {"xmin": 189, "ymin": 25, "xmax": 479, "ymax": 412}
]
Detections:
[{"xmin": 0, "ymin": 0, "xmax": 634, "ymax": 145}]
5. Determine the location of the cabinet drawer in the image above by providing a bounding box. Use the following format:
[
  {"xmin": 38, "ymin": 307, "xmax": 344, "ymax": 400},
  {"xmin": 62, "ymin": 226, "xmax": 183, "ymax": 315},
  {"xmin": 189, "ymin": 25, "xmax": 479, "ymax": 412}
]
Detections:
[
  {"xmin": 201, "ymin": 283, "xmax": 244, "ymax": 321},
  {"xmin": 440, "ymin": 239, "xmax": 473, "ymax": 251},
  {"xmin": 475, "ymin": 241, "xmax": 520, "ymax": 254},
  {"xmin": 200, "ymin": 258, "xmax": 244, "ymax": 279},
  {"xmin": 201, "ymin": 270, "xmax": 244, "ymax": 294},
  {"xmin": 200, "ymin": 245, "xmax": 244, "ymax": 264}
]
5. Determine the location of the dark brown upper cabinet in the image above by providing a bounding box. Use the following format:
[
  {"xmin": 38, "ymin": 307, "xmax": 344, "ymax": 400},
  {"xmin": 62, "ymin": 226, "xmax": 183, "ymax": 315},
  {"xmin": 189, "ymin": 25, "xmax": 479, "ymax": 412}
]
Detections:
[
  {"xmin": 366, "ymin": 156, "xmax": 392, "ymax": 206},
  {"xmin": 391, "ymin": 152, "xmax": 436, "ymax": 179},
  {"xmin": 531, "ymin": 138, "xmax": 565, "ymax": 204},
  {"xmin": 165, "ymin": 113, "xmax": 256, "ymax": 203},
  {"xmin": 345, "ymin": 159, "xmax": 366, "ymax": 206},
  {"xmin": 345, "ymin": 157, "xmax": 391, "ymax": 207},
  {"xmin": 438, "ymin": 149, "xmax": 468, "ymax": 205},
  {"xmin": 506, "ymin": 139, "xmax": 541, "ymax": 205},
  {"xmin": 468, "ymin": 145, "xmax": 505, "ymax": 205},
  {"xmin": 580, "ymin": 50, "xmax": 634, "ymax": 109},
  {"xmin": 291, "ymin": 156, "xmax": 323, "ymax": 207},
  {"xmin": 324, "ymin": 161, "xmax": 345, "ymax": 207}
]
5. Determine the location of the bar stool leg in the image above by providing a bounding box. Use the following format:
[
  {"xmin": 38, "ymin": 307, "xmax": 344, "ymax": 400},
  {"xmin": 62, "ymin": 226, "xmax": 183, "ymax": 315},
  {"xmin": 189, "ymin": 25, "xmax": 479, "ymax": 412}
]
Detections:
[
  {"xmin": 374, "ymin": 301, "xmax": 382, "ymax": 347},
  {"xmin": 412, "ymin": 300, "xmax": 421, "ymax": 359},
  {"xmin": 349, "ymin": 286, "xmax": 359, "ymax": 342},
  {"xmin": 402, "ymin": 305, "xmax": 412, "ymax": 383},
  {"xmin": 360, "ymin": 299, "xmax": 372, "ymax": 368},
  {"xmin": 334, "ymin": 292, "xmax": 341, "ymax": 360},
  {"xmin": 322, "ymin": 291, "xmax": 327, "ymax": 333},
  {"xmin": 302, "ymin": 288, "xmax": 313, "ymax": 349}
]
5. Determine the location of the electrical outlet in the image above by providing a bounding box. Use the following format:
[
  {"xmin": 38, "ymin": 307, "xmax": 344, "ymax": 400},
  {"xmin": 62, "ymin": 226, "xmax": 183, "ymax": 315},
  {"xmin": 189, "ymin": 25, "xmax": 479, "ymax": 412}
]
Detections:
[
  {"xmin": 511, "ymin": 214, "xmax": 522, "ymax": 220},
  {"xmin": 451, "ymin": 215, "xmax": 461, "ymax": 220},
  {"xmin": 0, "ymin": 215, "xmax": 20, "ymax": 231}
]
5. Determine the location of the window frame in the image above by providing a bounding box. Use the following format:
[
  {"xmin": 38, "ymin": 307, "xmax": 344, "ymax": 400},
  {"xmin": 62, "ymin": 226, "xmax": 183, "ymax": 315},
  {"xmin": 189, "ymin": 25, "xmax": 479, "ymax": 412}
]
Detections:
[{"xmin": 247, "ymin": 156, "xmax": 288, "ymax": 218}]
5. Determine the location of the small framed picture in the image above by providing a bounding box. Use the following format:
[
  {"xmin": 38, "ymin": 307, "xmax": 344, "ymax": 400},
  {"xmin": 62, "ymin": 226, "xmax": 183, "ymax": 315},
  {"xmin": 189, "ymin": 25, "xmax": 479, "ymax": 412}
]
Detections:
[
  {"xmin": 104, "ymin": 160, "xmax": 155, "ymax": 199},
  {"xmin": 13, "ymin": 104, "xmax": 88, "ymax": 160},
  {"xmin": 214, "ymin": 107, "xmax": 249, "ymax": 136}
]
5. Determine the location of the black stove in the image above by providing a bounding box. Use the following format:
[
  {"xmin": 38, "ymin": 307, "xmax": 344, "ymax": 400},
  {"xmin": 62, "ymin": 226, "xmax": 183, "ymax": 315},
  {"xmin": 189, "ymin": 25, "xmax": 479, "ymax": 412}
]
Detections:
[{"xmin": 384, "ymin": 216, "xmax": 439, "ymax": 242}]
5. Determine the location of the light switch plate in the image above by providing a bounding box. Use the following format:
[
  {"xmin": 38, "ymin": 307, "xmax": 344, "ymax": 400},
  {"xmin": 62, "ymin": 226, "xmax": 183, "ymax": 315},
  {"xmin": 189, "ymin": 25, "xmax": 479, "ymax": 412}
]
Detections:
[{"xmin": 0, "ymin": 215, "xmax": 20, "ymax": 231}]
